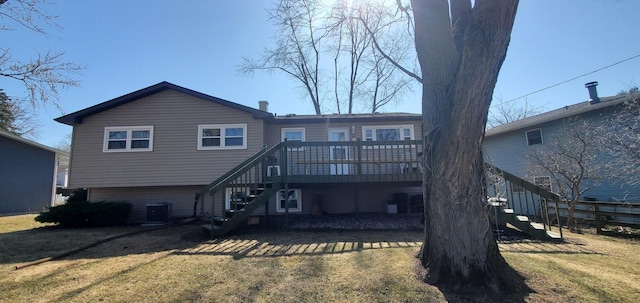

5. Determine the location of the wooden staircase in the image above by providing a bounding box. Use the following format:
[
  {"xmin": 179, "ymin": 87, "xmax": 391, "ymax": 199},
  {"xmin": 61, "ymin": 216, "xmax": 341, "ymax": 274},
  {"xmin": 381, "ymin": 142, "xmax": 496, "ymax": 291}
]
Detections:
[
  {"xmin": 488, "ymin": 201, "xmax": 562, "ymax": 241},
  {"xmin": 196, "ymin": 142, "xmax": 287, "ymax": 238},
  {"xmin": 203, "ymin": 182, "xmax": 282, "ymax": 237},
  {"xmin": 486, "ymin": 163, "xmax": 565, "ymax": 242}
]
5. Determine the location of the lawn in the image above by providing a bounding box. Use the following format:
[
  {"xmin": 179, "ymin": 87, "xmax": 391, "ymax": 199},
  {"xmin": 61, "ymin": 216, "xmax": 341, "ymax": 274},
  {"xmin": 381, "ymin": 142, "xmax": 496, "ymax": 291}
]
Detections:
[{"xmin": 0, "ymin": 215, "xmax": 638, "ymax": 302}]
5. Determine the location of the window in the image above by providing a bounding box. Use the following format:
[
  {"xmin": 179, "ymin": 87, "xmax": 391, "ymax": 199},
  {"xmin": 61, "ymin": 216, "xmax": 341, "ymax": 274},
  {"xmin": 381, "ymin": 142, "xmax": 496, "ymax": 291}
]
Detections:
[
  {"xmin": 225, "ymin": 187, "xmax": 250, "ymax": 210},
  {"xmin": 198, "ymin": 124, "xmax": 247, "ymax": 150},
  {"xmin": 281, "ymin": 128, "xmax": 305, "ymax": 150},
  {"xmin": 103, "ymin": 126, "xmax": 153, "ymax": 152},
  {"xmin": 362, "ymin": 125, "xmax": 414, "ymax": 142},
  {"xmin": 276, "ymin": 189, "xmax": 302, "ymax": 212},
  {"xmin": 534, "ymin": 176, "xmax": 552, "ymax": 192},
  {"xmin": 526, "ymin": 128, "xmax": 543, "ymax": 145}
]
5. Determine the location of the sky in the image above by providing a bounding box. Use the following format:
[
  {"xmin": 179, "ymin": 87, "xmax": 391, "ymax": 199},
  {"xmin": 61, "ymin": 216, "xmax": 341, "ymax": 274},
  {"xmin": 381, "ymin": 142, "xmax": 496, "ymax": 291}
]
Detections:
[{"xmin": 2, "ymin": 0, "xmax": 640, "ymax": 147}]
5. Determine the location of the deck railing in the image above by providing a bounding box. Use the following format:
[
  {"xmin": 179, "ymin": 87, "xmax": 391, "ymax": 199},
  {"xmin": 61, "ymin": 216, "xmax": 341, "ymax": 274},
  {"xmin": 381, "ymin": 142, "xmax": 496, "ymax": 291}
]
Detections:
[{"xmin": 275, "ymin": 139, "xmax": 423, "ymax": 183}]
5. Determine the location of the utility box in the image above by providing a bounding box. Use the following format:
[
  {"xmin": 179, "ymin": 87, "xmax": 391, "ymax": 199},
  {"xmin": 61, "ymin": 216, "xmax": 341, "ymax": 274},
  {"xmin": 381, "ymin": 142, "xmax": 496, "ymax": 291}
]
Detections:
[
  {"xmin": 144, "ymin": 203, "xmax": 172, "ymax": 225},
  {"xmin": 386, "ymin": 201, "xmax": 398, "ymax": 214}
]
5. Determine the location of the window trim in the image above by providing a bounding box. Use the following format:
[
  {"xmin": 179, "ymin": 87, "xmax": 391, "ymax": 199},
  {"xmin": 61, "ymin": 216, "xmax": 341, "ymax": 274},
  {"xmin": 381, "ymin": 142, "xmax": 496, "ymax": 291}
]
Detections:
[
  {"xmin": 197, "ymin": 124, "xmax": 247, "ymax": 150},
  {"xmin": 526, "ymin": 128, "xmax": 543, "ymax": 146},
  {"xmin": 225, "ymin": 187, "xmax": 251, "ymax": 210},
  {"xmin": 276, "ymin": 189, "xmax": 302, "ymax": 213},
  {"xmin": 103, "ymin": 126, "xmax": 154, "ymax": 152},
  {"xmin": 362, "ymin": 125, "xmax": 414, "ymax": 142},
  {"xmin": 281, "ymin": 127, "xmax": 306, "ymax": 151}
]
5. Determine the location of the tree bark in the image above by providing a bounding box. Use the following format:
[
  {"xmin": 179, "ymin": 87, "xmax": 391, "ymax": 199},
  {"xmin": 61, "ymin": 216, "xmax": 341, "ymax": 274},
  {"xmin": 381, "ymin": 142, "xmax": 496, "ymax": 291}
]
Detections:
[{"xmin": 413, "ymin": 0, "xmax": 519, "ymax": 291}]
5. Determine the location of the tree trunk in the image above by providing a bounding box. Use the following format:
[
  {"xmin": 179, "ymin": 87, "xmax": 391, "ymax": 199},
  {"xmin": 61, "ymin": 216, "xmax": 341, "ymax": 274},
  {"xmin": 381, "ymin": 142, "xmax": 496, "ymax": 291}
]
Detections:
[{"xmin": 413, "ymin": 0, "xmax": 519, "ymax": 291}]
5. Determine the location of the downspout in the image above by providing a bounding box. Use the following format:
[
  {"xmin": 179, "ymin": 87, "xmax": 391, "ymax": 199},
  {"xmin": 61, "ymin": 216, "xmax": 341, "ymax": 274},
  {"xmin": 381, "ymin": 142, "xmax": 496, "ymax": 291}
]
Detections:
[{"xmin": 50, "ymin": 153, "xmax": 60, "ymax": 207}]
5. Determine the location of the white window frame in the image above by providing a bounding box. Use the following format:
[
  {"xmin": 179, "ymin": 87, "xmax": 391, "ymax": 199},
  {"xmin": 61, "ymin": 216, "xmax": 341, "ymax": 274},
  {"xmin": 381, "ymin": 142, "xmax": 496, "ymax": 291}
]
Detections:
[
  {"xmin": 103, "ymin": 126, "xmax": 154, "ymax": 152},
  {"xmin": 198, "ymin": 124, "xmax": 247, "ymax": 150},
  {"xmin": 362, "ymin": 125, "xmax": 414, "ymax": 142},
  {"xmin": 526, "ymin": 128, "xmax": 543, "ymax": 146},
  {"xmin": 533, "ymin": 176, "xmax": 552, "ymax": 192},
  {"xmin": 361, "ymin": 125, "xmax": 414, "ymax": 149},
  {"xmin": 225, "ymin": 187, "xmax": 251, "ymax": 210},
  {"xmin": 276, "ymin": 189, "xmax": 302, "ymax": 213},
  {"xmin": 281, "ymin": 127, "xmax": 306, "ymax": 151}
]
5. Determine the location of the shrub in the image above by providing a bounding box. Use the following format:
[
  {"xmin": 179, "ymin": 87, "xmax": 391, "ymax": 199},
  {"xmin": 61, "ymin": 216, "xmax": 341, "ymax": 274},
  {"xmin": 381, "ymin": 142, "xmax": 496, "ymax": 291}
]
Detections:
[{"xmin": 35, "ymin": 199, "xmax": 132, "ymax": 228}]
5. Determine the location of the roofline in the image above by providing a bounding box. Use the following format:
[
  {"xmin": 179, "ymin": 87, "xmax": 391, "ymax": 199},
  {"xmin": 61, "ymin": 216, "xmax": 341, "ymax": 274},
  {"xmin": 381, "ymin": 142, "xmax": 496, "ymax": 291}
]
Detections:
[
  {"xmin": 271, "ymin": 114, "xmax": 422, "ymax": 124},
  {"xmin": 485, "ymin": 95, "xmax": 629, "ymax": 137},
  {"xmin": 54, "ymin": 81, "xmax": 273, "ymax": 125},
  {"xmin": 0, "ymin": 130, "xmax": 69, "ymax": 156}
]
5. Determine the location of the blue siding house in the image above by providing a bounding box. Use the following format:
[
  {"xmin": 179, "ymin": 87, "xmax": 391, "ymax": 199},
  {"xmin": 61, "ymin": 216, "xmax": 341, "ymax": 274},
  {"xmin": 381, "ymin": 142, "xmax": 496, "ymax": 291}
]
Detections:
[
  {"xmin": 484, "ymin": 82, "xmax": 640, "ymax": 203},
  {"xmin": 0, "ymin": 130, "xmax": 68, "ymax": 214}
]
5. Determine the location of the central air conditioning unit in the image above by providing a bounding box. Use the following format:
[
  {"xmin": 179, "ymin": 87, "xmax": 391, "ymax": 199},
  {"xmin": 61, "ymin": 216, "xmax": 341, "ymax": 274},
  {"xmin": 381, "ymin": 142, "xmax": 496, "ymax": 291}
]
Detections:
[{"xmin": 144, "ymin": 202, "xmax": 172, "ymax": 226}]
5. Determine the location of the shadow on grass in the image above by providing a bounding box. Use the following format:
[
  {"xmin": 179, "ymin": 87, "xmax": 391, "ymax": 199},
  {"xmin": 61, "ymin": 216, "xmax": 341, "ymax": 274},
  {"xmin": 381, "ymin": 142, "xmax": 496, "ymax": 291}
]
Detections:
[
  {"xmin": 2, "ymin": 219, "xmax": 606, "ymax": 269},
  {"xmin": 175, "ymin": 228, "xmax": 424, "ymax": 260},
  {"xmin": 0, "ymin": 224, "xmax": 192, "ymax": 266}
]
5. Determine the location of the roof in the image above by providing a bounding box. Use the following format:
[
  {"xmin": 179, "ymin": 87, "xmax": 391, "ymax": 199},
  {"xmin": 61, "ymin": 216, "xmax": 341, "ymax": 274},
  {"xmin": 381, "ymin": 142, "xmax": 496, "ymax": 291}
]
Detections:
[
  {"xmin": 485, "ymin": 94, "xmax": 630, "ymax": 137},
  {"xmin": 273, "ymin": 112, "xmax": 422, "ymax": 124},
  {"xmin": 55, "ymin": 81, "xmax": 274, "ymax": 125},
  {"xmin": 0, "ymin": 130, "xmax": 69, "ymax": 156}
]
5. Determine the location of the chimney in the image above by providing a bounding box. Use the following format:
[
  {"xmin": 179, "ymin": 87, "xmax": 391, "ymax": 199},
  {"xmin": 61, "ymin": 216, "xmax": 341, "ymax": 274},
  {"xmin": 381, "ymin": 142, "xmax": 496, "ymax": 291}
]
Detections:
[
  {"xmin": 585, "ymin": 81, "xmax": 600, "ymax": 104},
  {"xmin": 258, "ymin": 100, "xmax": 269, "ymax": 112}
]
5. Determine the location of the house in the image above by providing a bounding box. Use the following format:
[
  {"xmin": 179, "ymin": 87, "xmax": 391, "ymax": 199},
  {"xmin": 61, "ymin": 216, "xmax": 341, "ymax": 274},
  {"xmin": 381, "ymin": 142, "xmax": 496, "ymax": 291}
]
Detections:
[
  {"xmin": 55, "ymin": 82, "xmax": 425, "ymax": 227},
  {"xmin": 484, "ymin": 82, "xmax": 640, "ymax": 204},
  {"xmin": 0, "ymin": 130, "xmax": 69, "ymax": 214}
]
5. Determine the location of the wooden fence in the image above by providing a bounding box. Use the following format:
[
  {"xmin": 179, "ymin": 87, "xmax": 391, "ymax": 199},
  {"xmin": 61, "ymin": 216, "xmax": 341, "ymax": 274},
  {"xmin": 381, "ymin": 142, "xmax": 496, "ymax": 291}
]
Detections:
[{"xmin": 546, "ymin": 200, "xmax": 640, "ymax": 233}]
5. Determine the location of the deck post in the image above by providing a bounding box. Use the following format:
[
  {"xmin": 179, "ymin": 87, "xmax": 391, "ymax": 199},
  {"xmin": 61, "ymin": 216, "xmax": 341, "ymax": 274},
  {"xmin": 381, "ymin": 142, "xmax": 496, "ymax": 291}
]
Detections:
[
  {"xmin": 282, "ymin": 139, "xmax": 289, "ymax": 227},
  {"xmin": 353, "ymin": 186, "xmax": 359, "ymax": 215},
  {"xmin": 211, "ymin": 189, "xmax": 217, "ymax": 238},
  {"xmin": 356, "ymin": 138, "xmax": 362, "ymax": 176},
  {"xmin": 594, "ymin": 203, "xmax": 602, "ymax": 235}
]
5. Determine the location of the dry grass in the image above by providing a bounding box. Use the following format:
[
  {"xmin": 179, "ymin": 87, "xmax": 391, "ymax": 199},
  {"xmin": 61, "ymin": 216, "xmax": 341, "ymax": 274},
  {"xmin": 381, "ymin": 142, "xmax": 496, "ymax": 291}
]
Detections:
[{"xmin": 1, "ymin": 214, "xmax": 639, "ymax": 302}]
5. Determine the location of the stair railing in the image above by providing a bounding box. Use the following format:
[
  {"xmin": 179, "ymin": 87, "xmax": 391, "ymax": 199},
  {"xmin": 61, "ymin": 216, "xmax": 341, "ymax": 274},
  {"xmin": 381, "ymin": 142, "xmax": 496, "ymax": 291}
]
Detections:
[
  {"xmin": 196, "ymin": 142, "xmax": 286, "ymax": 222},
  {"xmin": 485, "ymin": 163, "xmax": 564, "ymax": 239}
]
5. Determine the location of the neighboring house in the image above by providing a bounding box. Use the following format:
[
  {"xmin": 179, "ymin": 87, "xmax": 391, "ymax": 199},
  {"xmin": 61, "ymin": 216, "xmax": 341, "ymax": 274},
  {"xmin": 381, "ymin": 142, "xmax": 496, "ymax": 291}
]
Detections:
[
  {"xmin": 484, "ymin": 82, "xmax": 640, "ymax": 203},
  {"xmin": 0, "ymin": 130, "xmax": 69, "ymax": 214},
  {"xmin": 55, "ymin": 82, "xmax": 424, "ymax": 223}
]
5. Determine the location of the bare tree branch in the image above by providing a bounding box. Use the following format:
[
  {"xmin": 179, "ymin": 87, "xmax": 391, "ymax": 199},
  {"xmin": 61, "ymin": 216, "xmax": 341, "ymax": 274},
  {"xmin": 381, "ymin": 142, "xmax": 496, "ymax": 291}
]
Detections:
[{"xmin": 1, "ymin": 0, "xmax": 84, "ymax": 112}]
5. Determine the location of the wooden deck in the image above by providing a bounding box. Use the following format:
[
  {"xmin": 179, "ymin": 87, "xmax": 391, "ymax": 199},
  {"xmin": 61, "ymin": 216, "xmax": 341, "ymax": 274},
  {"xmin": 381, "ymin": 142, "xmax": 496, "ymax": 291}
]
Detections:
[{"xmin": 270, "ymin": 140, "xmax": 423, "ymax": 184}]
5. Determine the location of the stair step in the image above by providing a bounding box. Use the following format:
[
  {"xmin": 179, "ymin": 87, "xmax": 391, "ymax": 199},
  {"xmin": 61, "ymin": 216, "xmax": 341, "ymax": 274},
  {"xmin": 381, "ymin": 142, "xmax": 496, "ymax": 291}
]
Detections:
[
  {"xmin": 225, "ymin": 209, "xmax": 245, "ymax": 217},
  {"xmin": 213, "ymin": 216, "xmax": 230, "ymax": 226},
  {"xmin": 530, "ymin": 222, "xmax": 545, "ymax": 230},
  {"xmin": 546, "ymin": 231, "xmax": 562, "ymax": 241},
  {"xmin": 516, "ymin": 215, "xmax": 529, "ymax": 222},
  {"xmin": 231, "ymin": 201, "xmax": 253, "ymax": 207},
  {"xmin": 202, "ymin": 224, "xmax": 222, "ymax": 231},
  {"xmin": 252, "ymin": 188, "xmax": 266, "ymax": 193},
  {"xmin": 502, "ymin": 208, "xmax": 514, "ymax": 214}
]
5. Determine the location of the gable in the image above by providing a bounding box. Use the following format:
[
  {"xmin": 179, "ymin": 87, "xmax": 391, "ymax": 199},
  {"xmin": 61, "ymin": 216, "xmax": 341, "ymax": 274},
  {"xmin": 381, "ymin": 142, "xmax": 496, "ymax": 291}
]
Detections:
[{"xmin": 55, "ymin": 81, "xmax": 272, "ymax": 125}]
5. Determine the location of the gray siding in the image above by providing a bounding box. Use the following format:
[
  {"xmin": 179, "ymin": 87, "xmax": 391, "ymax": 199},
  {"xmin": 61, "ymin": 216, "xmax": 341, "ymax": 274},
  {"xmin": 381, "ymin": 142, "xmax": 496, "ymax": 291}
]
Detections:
[
  {"xmin": 89, "ymin": 186, "xmax": 201, "ymax": 223},
  {"xmin": 69, "ymin": 90, "xmax": 265, "ymax": 188},
  {"xmin": 484, "ymin": 106, "xmax": 640, "ymax": 202},
  {"xmin": 0, "ymin": 136, "xmax": 56, "ymax": 213},
  {"xmin": 266, "ymin": 119, "xmax": 422, "ymax": 145}
]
